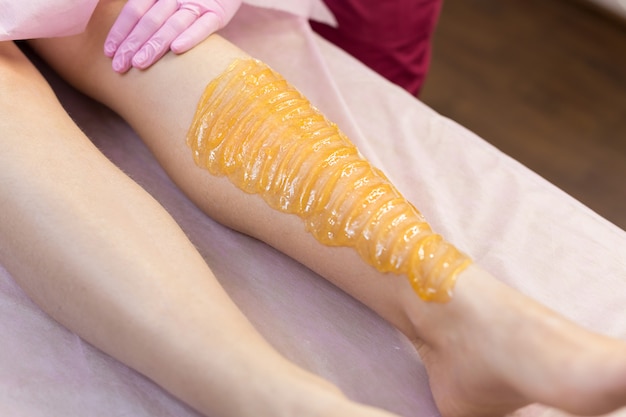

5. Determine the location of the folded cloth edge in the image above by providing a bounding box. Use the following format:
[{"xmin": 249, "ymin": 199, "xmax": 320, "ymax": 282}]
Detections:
[
  {"xmin": 0, "ymin": 0, "xmax": 99, "ymax": 41},
  {"xmin": 242, "ymin": 0, "xmax": 337, "ymax": 26}
]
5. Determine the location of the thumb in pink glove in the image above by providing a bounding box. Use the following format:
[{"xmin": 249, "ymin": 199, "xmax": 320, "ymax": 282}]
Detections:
[{"xmin": 104, "ymin": 0, "xmax": 242, "ymax": 73}]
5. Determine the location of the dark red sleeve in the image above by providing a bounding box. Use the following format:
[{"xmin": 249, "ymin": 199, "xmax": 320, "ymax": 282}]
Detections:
[{"xmin": 310, "ymin": 0, "xmax": 443, "ymax": 96}]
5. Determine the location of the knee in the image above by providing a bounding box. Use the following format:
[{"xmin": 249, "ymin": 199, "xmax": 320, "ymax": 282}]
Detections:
[
  {"xmin": 0, "ymin": 42, "xmax": 29, "ymax": 92},
  {"xmin": 0, "ymin": 42, "xmax": 53, "ymax": 102},
  {"xmin": 0, "ymin": 41, "xmax": 24, "ymax": 69},
  {"xmin": 0, "ymin": 42, "xmax": 35, "ymax": 79}
]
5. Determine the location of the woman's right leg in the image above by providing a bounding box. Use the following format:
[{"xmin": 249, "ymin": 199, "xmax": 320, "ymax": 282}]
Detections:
[
  {"xmin": 0, "ymin": 41, "xmax": 398, "ymax": 417},
  {"xmin": 28, "ymin": 2, "xmax": 626, "ymax": 416}
]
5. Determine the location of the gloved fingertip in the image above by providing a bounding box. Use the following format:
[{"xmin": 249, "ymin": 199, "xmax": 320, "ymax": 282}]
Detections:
[
  {"xmin": 104, "ymin": 40, "xmax": 118, "ymax": 57},
  {"xmin": 112, "ymin": 56, "xmax": 130, "ymax": 73},
  {"xmin": 132, "ymin": 49, "xmax": 152, "ymax": 69},
  {"xmin": 170, "ymin": 38, "xmax": 189, "ymax": 54}
]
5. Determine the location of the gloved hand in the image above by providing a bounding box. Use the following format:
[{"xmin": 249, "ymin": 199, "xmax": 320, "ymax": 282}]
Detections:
[{"xmin": 104, "ymin": 0, "xmax": 242, "ymax": 73}]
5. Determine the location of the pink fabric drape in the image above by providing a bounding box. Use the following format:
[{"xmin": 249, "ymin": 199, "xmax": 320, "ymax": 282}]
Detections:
[
  {"xmin": 0, "ymin": 0, "xmax": 334, "ymax": 41},
  {"xmin": 0, "ymin": 0, "xmax": 99, "ymax": 40}
]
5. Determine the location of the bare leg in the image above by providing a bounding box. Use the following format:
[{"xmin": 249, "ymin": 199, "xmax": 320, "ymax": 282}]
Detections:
[
  {"xmin": 30, "ymin": 2, "xmax": 626, "ymax": 416},
  {"xmin": 0, "ymin": 41, "xmax": 400, "ymax": 417}
]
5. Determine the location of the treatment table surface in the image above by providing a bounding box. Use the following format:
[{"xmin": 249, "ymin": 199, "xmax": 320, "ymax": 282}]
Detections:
[{"xmin": 1, "ymin": 3, "xmax": 625, "ymax": 417}]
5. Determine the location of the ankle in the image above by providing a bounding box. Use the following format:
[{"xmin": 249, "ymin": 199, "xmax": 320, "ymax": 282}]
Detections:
[
  {"xmin": 270, "ymin": 374, "xmax": 349, "ymax": 417},
  {"xmin": 397, "ymin": 264, "xmax": 493, "ymax": 347}
]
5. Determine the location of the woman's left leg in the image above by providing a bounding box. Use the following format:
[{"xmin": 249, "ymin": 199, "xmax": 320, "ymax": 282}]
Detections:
[{"xmin": 1, "ymin": 40, "xmax": 399, "ymax": 417}]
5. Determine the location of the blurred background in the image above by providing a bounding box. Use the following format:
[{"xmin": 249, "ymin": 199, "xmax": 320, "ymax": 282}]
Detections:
[{"xmin": 419, "ymin": 0, "xmax": 626, "ymax": 230}]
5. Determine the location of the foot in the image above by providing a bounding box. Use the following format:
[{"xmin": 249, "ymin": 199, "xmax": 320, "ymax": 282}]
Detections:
[{"xmin": 402, "ymin": 265, "xmax": 626, "ymax": 417}]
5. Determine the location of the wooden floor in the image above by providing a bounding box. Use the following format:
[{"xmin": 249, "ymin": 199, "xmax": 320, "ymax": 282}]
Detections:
[{"xmin": 420, "ymin": 0, "xmax": 626, "ymax": 230}]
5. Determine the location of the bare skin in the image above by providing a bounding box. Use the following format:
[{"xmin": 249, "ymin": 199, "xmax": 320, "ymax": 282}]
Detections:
[
  {"xmin": 13, "ymin": 0, "xmax": 626, "ymax": 416},
  {"xmin": 0, "ymin": 41, "xmax": 397, "ymax": 417}
]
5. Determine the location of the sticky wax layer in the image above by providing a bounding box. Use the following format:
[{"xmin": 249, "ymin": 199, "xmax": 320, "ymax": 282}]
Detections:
[{"xmin": 186, "ymin": 59, "xmax": 472, "ymax": 302}]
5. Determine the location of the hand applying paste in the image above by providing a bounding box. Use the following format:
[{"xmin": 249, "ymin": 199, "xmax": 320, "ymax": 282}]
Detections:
[
  {"xmin": 186, "ymin": 59, "xmax": 472, "ymax": 302},
  {"xmin": 104, "ymin": 0, "xmax": 242, "ymax": 73}
]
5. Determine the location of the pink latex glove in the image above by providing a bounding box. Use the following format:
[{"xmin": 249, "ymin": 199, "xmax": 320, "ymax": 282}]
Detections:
[{"xmin": 104, "ymin": 0, "xmax": 242, "ymax": 73}]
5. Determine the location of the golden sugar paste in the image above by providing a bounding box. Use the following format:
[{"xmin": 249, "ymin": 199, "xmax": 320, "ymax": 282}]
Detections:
[{"xmin": 186, "ymin": 59, "xmax": 472, "ymax": 302}]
